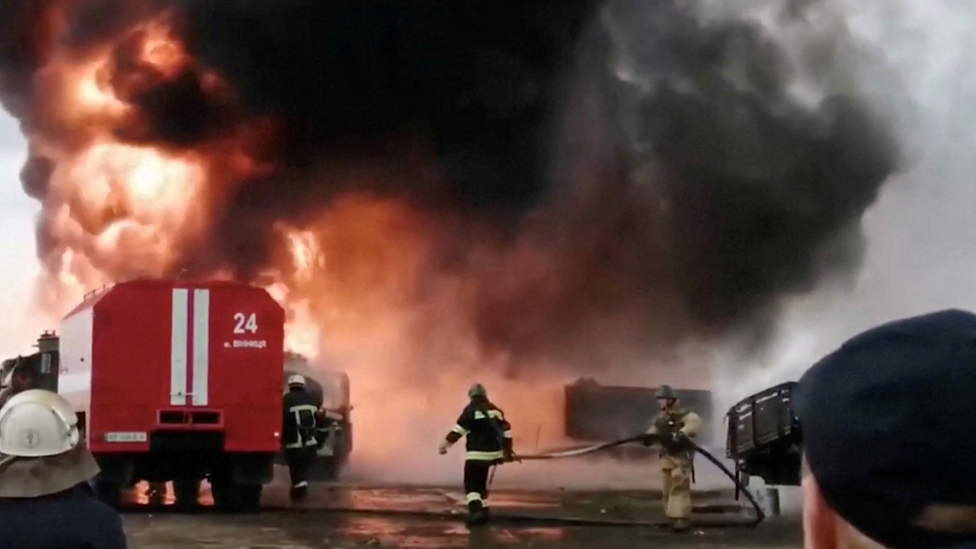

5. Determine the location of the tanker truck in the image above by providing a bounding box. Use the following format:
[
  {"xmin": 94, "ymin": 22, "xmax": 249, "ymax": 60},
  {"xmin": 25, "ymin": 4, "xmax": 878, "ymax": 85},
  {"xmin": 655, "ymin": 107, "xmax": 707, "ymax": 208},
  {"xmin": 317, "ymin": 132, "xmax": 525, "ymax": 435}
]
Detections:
[
  {"xmin": 563, "ymin": 378, "xmax": 714, "ymax": 459},
  {"xmin": 50, "ymin": 279, "xmax": 286, "ymax": 512},
  {"xmin": 281, "ymin": 352, "xmax": 353, "ymax": 480}
]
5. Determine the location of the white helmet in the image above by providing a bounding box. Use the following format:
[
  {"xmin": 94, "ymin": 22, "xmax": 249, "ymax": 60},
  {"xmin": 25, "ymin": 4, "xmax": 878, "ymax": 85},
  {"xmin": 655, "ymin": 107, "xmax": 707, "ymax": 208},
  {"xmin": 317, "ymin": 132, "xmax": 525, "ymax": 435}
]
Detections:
[
  {"xmin": 0, "ymin": 389, "xmax": 81, "ymax": 457},
  {"xmin": 287, "ymin": 374, "xmax": 306, "ymax": 387}
]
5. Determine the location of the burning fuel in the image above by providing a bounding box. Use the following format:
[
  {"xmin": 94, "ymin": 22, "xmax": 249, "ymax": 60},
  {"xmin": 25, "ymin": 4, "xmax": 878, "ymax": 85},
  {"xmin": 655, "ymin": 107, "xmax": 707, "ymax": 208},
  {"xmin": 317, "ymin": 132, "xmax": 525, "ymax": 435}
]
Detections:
[{"xmin": 0, "ymin": 0, "xmax": 906, "ymax": 483}]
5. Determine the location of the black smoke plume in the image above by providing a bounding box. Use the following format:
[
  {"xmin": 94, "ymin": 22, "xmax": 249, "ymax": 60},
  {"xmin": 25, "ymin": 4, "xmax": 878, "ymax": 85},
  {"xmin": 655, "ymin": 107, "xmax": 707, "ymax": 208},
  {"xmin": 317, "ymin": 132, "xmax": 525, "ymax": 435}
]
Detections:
[{"xmin": 0, "ymin": 0, "xmax": 902, "ymax": 369}]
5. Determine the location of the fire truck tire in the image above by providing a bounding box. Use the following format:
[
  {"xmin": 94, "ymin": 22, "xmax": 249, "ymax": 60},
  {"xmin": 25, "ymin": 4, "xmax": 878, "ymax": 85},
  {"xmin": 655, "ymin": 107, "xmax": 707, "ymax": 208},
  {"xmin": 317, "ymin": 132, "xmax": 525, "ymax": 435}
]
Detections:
[
  {"xmin": 211, "ymin": 481, "xmax": 234, "ymax": 511},
  {"xmin": 237, "ymin": 485, "xmax": 262, "ymax": 513},
  {"xmin": 173, "ymin": 479, "xmax": 200, "ymax": 511}
]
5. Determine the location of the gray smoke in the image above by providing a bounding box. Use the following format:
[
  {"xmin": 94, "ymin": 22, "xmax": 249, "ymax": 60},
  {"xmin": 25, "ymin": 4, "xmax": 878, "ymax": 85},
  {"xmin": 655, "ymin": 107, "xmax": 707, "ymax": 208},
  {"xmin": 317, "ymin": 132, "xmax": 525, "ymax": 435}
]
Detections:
[
  {"xmin": 0, "ymin": 0, "xmax": 909, "ymax": 374},
  {"xmin": 462, "ymin": 0, "xmax": 906, "ymax": 369}
]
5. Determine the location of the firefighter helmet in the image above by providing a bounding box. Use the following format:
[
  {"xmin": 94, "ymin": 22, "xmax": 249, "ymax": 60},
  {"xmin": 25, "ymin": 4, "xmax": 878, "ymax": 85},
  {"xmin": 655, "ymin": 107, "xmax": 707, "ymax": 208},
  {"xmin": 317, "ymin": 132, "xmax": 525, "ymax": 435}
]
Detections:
[
  {"xmin": 468, "ymin": 383, "xmax": 487, "ymax": 398},
  {"xmin": 287, "ymin": 374, "xmax": 307, "ymax": 388},
  {"xmin": 655, "ymin": 385, "xmax": 677, "ymax": 400},
  {"xmin": 0, "ymin": 389, "xmax": 81, "ymax": 457}
]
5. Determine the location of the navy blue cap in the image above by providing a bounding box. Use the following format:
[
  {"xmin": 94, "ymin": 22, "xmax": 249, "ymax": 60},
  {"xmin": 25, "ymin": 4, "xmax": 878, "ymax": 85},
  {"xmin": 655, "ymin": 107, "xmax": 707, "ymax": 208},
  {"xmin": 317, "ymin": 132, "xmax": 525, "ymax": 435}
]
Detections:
[{"xmin": 796, "ymin": 310, "xmax": 976, "ymax": 548}]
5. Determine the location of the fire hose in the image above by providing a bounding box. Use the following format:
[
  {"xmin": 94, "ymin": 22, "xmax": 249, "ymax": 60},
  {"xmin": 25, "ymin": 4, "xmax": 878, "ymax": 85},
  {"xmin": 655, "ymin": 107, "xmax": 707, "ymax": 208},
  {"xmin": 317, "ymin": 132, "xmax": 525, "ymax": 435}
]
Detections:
[{"xmin": 495, "ymin": 434, "xmax": 766, "ymax": 525}]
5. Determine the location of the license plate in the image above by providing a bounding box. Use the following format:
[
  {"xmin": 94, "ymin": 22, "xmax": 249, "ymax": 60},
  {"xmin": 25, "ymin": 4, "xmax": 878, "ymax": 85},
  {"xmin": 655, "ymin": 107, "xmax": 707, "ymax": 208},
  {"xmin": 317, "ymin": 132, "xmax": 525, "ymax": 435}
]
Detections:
[{"xmin": 104, "ymin": 432, "xmax": 147, "ymax": 443}]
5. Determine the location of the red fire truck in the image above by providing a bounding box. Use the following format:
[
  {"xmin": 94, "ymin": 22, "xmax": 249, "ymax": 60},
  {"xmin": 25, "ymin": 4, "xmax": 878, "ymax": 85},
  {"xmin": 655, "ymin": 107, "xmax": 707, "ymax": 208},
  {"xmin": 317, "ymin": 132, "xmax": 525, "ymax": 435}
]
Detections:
[{"xmin": 56, "ymin": 279, "xmax": 285, "ymax": 511}]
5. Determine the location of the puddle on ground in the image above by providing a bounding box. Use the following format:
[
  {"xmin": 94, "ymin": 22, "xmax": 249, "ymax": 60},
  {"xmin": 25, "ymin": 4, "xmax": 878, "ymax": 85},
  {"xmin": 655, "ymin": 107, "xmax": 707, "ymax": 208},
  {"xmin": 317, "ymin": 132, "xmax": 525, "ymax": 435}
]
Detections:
[
  {"xmin": 337, "ymin": 516, "xmax": 454, "ymax": 548},
  {"xmin": 519, "ymin": 527, "xmax": 565, "ymax": 541},
  {"xmin": 441, "ymin": 524, "xmax": 566, "ymax": 545}
]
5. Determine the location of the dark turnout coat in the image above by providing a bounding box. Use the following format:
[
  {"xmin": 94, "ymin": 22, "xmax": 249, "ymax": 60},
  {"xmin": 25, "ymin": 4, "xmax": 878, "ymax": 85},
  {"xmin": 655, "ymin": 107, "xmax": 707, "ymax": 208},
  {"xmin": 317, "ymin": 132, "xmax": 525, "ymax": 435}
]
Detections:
[
  {"xmin": 0, "ymin": 487, "xmax": 127, "ymax": 549},
  {"xmin": 445, "ymin": 400, "xmax": 513, "ymax": 462}
]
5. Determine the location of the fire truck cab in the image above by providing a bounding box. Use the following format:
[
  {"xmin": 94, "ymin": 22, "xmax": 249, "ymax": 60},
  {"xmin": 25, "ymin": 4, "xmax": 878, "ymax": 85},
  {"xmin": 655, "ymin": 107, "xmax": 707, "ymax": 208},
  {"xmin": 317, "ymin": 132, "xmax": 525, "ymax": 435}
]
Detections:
[{"xmin": 56, "ymin": 279, "xmax": 285, "ymax": 512}]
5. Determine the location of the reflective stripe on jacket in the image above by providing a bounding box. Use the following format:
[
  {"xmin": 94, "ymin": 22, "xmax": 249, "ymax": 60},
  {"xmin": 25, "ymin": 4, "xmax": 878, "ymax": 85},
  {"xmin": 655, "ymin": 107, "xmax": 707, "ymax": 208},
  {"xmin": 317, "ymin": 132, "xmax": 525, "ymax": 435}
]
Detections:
[
  {"xmin": 445, "ymin": 400, "xmax": 512, "ymax": 462},
  {"xmin": 283, "ymin": 389, "xmax": 320, "ymax": 449}
]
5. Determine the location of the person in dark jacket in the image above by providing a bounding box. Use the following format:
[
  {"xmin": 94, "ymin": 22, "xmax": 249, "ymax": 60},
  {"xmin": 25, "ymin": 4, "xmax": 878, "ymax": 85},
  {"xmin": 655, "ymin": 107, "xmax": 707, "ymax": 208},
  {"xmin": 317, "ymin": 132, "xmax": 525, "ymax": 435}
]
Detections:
[
  {"xmin": 282, "ymin": 374, "xmax": 322, "ymax": 501},
  {"xmin": 0, "ymin": 389, "xmax": 127, "ymax": 549},
  {"xmin": 438, "ymin": 383, "xmax": 514, "ymax": 525},
  {"xmin": 796, "ymin": 310, "xmax": 976, "ymax": 549}
]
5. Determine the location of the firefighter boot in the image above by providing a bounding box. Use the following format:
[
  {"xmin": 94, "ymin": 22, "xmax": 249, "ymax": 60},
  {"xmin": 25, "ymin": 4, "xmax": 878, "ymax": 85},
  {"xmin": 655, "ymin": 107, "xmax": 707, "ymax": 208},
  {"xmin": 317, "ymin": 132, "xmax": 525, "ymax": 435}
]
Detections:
[
  {"xmin": 466, "ymin": 502, "xmax": 488, "ymax": 526},
  {"xmin": 672, "ymin": 519, "xmax": 691, "ymax": 532},
  {"xmin": 289, "ymin": 481, "xmax": 309, "ymax": 502}
]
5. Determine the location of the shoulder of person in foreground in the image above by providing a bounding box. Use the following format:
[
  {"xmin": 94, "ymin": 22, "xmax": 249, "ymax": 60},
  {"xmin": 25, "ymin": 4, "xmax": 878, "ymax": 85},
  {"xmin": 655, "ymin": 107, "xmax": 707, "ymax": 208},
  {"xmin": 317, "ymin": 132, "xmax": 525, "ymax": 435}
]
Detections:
[{"xmin": 77, "ymin": 490, "xmax": 129, "ymax": 549}]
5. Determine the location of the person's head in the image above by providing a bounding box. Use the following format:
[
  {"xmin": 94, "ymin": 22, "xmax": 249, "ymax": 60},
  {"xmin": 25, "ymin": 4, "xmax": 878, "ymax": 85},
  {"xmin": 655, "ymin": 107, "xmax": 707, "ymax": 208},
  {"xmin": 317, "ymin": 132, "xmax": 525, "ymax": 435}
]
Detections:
[
  {"xmin": 468, "ymin": 383, "xmax": 487, "ymax": 403},
  {"xmin": 10, "ymin": 359, "xmax": 35, "ymax": 392},
  {"xmin": 287, "ymin": 374, "xmax": 306, "ymax": 392},
  {"xmin": 0, "ymin": 389, "xmax": 100, "ymax": 498},
  {"xmin": 796, "ymin": 309, "xmax": 976, "ymax": 549},
  {"xmin": 655, "ymin": 385, "xmax": 677, "ymax": 411}
]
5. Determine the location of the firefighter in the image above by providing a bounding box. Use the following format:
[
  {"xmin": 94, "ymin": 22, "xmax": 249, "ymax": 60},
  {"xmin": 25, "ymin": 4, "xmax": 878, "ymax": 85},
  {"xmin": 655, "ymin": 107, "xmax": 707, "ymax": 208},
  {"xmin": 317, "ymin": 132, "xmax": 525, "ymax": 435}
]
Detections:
[
  {"xmin": 282, "ymin": 374, "xmax": 321, "ymax": 501},
  {"xmin": 438, "ymin": 383, "xmax": 514, "ymax": 525},
  {"xmin": 643, "ymin": 384, "xmax": 702, "ymax": 532},
  {"xmin": 0, "ymin": 389, "xmax": 127, "ymax": 548},
  {"xmin": 0, "ymin": 357, "xmax": 37, "ymax": 409}
]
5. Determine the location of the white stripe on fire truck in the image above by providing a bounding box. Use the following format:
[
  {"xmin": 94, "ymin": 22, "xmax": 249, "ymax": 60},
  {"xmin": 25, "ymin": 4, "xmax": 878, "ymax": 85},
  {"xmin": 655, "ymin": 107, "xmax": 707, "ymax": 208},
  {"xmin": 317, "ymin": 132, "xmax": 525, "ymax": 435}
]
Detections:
[
  {"xmin": 170, "ymin": 289, "xmax": 189, "ymax": 406},
  {"xmin": 191, "ymin": 288, "xmax": 210, "ymax": 406}
]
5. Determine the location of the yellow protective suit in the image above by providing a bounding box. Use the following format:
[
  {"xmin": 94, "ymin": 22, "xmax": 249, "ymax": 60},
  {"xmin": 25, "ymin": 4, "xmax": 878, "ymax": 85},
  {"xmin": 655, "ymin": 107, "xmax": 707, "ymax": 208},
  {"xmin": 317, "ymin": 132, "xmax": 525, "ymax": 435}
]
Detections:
[{"xmin": 646, "ymin": 408, "xmax": 702, "ymax": 522}]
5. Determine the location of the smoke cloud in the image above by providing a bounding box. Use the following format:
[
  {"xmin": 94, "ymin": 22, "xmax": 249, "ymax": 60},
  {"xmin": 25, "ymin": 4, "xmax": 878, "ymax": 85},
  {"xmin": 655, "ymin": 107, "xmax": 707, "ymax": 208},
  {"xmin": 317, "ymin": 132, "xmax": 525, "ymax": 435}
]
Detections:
[
  {"xmin": 703, "ymin": 0, "xmax": 976, "ymax": 512},
  {"xmin": 0, "ymin": 0, "xmax": 905, "ymax": 374},
  {"xmin": 0, "ymin": 0, "xmax": 924, "ymax": 488},
  {"xmin": 714, "ymin": 0, "xmax": 976, "ymax": 414}
]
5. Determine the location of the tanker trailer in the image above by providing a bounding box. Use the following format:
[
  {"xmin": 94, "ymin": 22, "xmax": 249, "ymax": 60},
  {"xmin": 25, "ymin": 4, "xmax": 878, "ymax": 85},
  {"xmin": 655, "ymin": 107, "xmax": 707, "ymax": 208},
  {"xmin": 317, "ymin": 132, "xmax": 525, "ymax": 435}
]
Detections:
[
  {"xmin": 57, "ymin": 279, "xmax": 285, "ymax": 512},
  {"xmin": 563, "ymin": 378, "xmax": 715, "ymax": 459},
  {"xmin": 281, "ymin": 352, "xmax": 353, "ymax": 481}
]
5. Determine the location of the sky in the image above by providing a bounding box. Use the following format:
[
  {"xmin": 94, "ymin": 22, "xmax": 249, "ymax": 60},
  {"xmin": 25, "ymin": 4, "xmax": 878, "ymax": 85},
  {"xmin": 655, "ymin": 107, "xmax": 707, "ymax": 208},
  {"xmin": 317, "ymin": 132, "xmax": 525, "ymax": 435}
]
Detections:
[{"xmin": 0, "ymin": 113, "xmax": 46, "ymax": 358}]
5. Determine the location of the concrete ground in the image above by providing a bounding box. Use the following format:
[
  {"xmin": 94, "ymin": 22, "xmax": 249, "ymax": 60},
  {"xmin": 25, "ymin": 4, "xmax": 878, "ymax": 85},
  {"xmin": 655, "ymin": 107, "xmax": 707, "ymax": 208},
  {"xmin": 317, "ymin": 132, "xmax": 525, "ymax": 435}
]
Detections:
[{"xmin": 121, "ymin": 481, "xmax": 802, "ymax": 548}]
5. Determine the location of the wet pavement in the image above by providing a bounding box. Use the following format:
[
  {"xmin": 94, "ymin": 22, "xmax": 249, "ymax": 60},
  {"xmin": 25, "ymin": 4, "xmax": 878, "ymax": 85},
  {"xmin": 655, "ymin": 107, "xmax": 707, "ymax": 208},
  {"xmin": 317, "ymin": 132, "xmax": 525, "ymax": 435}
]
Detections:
[
  {"xmin": 124, "ymin": 512, "xmax": 802, "ymax": 548},
  {"xmin": 127, "ymin": 479, "xmax": 757, "ymax": 526},
  {"xmin": 121, "ymin": 480, "xmax": 801, "ymax": 548}
]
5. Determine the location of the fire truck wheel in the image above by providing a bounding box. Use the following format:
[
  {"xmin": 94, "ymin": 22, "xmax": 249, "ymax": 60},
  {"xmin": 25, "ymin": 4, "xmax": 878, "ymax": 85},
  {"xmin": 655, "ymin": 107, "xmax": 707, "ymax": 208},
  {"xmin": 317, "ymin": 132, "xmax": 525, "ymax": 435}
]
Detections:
[
  {"xmin": 173, "ymin": 479, "xmax": 200, "ymax": 511},
  {"xmin": 211, "ymin": 481, "xmax": 233, "ymax": 512},
  {"xmin": 237, "ymin": 485, "xmax": 262, "ymax": 513}
]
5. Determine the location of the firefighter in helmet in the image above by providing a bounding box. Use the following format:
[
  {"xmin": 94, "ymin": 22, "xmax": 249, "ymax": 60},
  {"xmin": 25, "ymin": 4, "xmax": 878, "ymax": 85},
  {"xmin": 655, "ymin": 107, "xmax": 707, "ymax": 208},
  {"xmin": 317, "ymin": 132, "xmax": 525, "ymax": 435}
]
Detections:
[
  {"xmin": 0, "ymin": 389, "xmax": 127, "ymax": 548},
  {"xmin": 644, "ymin": 384, "xmax": 702, "ymax": 532},
  {"xmin": 438, "ymin": 383, "xmax": 514, "ymax": 525},
  {"xmin": 0, "ymin": 357, "xmax": 37, "ymax": 410},
  {"xmin": 282, "ymin": 374, "xmax": 322, "ymax": 501}
]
